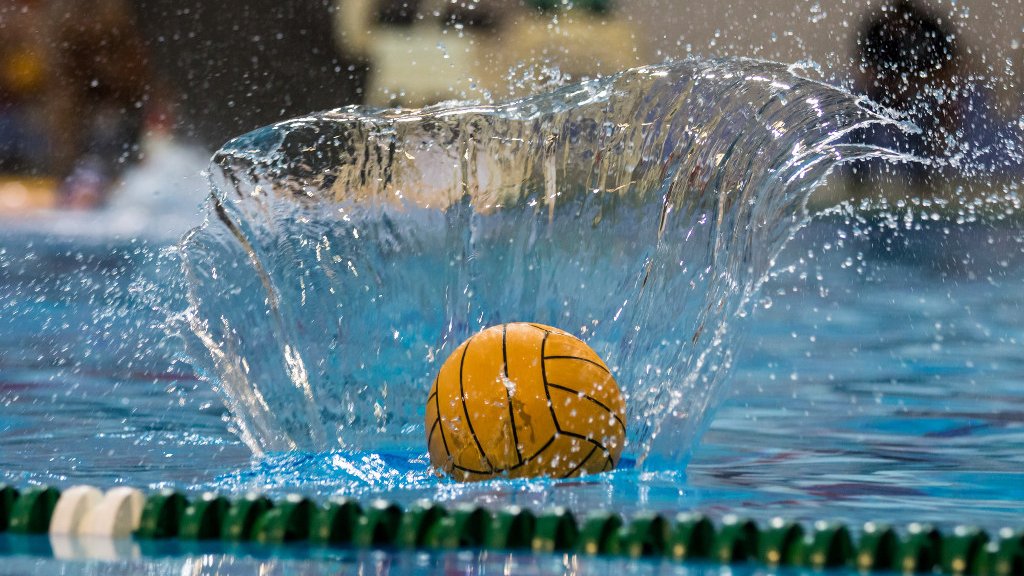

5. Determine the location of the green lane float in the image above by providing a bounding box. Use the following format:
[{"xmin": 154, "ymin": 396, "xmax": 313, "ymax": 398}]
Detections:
[
  {"xmin": 486, "ymin": 506, "xmax": 535, "ymax": 550},
  {"xmin": 759, "ymin": 517, "xmax": 805, "ymax": 566},
  {"xmin": 857, "ymin": 522, "xmax": 899, "ymax": 572},
  {"xmin": 532, "ymin": 507, "xmax": 577, "ymax": 553},
  {"xmin": 220, "ymin": 493, "xmax": 269, "ymax": 541},
  {"xmin": 578, "ymin": 512, "xmax": 623, "ymax": 555},
  {"xmin": 9, "ymin": 486, "xmax": 59, "ymax": 534},
  {"xmin": 0, "ymin": 485, "xmax": 18, "ymax": 532},
  {"xmin": 617, "ymin": 513, "xmax": 670, "ymax": 558},
  {"xmin": 311, "ymin": 497, "xmax": 361, "ymax": 545},
  {"xmin": 253, "ymin": 494, "xmax": 314, "ymax": 544},
  {"xmin": 669, "ymin": 513, "xmax": 715, "ymax": 561},
  {"xmin": 396, "ymin": 500, "xmax": 447, "ymax": 549},
  {"xmin": 0, "ymin": 482, "xmax": 1019, "ymax": 575},
  {"xmin": 353, "ymin": 500, "xmax": 402, "ymax": 548},
  {"xmin": 136, "ymin": 489, "xmax": 187, "ymax": 539},
  {"xmin": 179, "ymin": 492, "xmax": 230, "ymax": 540}
]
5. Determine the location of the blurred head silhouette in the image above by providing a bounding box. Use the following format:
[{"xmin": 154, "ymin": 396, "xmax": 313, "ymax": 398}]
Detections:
[{"xmin": 857, "ymin": 0, "xmax": 958, "ymax": 111}]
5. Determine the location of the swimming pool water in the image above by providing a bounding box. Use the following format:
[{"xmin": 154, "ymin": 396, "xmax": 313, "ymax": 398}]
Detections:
[
  {"xmin": 0, "ymin": 546, "xmax": 743, "ymax": 575},
  {"xmin": 2, "ymin": 213, "xmax": 1022, "ymax": 540}
]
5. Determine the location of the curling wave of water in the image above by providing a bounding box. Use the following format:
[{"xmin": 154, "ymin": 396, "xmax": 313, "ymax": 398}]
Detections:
[{"xmin": 177, "ymin": 58, "xmax": 904, "ymax": 470}]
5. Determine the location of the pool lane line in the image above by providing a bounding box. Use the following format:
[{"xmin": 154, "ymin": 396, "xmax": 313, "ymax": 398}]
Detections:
[{"xmin": 0, "ymin": 483, "xmax": 1021, "ymax": 574}]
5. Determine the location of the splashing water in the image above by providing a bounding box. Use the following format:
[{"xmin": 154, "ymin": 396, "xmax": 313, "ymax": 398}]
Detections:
[{"xmin": 177, "ymin": 58, "xmax": 904, "ymax": 471}]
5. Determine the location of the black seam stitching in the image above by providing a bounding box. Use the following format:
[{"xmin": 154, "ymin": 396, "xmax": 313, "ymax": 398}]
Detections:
[
  {"xmin": 546, "ymin": 382, "xmax": 627, "ymax": 434},
  {"xmin": 563, "ymin": 444, "xmax": 599, "ymax": 478},
  {"xmin": 540, "ymin": 332, "xmax": 561, "ymax": 433},
  {"xmin": 542, "ymin": 355, "xmax": 612, "ymax": 375},
  {"xmin": 506, "ymin": 435, "xmax": 556, "ymax": 471},
  {"xmin": 433, "ymin": 374, "xmax": 451, "ymax": 459},
  {"xmin": 502, "ymin": 324, "xmax": 524, "ymax": 466},
  {"xmin": 428, "ymin": 417, "xmax": 439, "ymax": 445},
  {"xmin": 528, "ymin": 323, "xmax": 553, "ymax": 334},
  {"xmin": 452, "ymin": 463, "xmax": 493, "ymax": 474},
  {"xmin": 459, "ymin": 336, "xmax": 493, "ymax": 471},
  {"xmin": 557, "ymin": 429, "xmax": 609, "ymax": 455}
]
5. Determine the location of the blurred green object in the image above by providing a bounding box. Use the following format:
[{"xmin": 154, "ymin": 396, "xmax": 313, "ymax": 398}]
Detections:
[
  {"xmin": 8, "ymin": 487, "xmax": 59, "ymax": 534},
  {"xmin": 178, "ymin": 493, "xmax": 229, "ymax": 540},
  {"xmin": 526, "ymin": 0, "xmax": 612, "ymax": 13},
  {"xmin": 580, "ymin": 0, "xmax": 612, "ymax": 13},
  {"xmin": 527, "ymin": 0, "xmax": 559, "ymax": 12}
]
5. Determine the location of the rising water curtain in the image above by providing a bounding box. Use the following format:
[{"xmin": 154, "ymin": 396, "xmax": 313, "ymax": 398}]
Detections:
[{"xmin": 179, "ymin": 58, "xmax": 898, "ymax": 468}]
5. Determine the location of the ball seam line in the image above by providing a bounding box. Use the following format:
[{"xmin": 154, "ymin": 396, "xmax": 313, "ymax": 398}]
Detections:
[
  {"xmin": 502, "ymin": 324, "xmax": 525, "ymax": 467},
  {"xmin": 557, "ymin": 429, "xmax": 610, "ymax": 458},
  {"xmin": 601, "ymin": 456, "xmax": 613, "ymax": 472},
  {"xmin": 432, "ymin": 375, "xmax": 452, "ymax": 469},
  {"xmin": 542, "ymin": 355, "xmax": 611, "ymax": 375},
  {"xmin": 451, "ymin": 463, "xmax": 492, "ymax": 475},
  {"xmin": 540, "ymin": 330, "xmax": 614, "ymax": 476},
  {"xmin": 504, "ymin": 435, "xmax": 556, "ymax": 472},
  {"xmin": 427, "ymin": 417, "xmax": 439, "ymax": 446},
  {"xmin": 563, "ymin": 444, "xmax": 599, "ymax": 479},
  {"xmin": 528, "ymin": 323, "xmax": 553, "ymax": 334},
  {"xmin": 545, "ymin": 382, "xmax": 627, "ymax": 434},
  {"xmin": 536, "ymin": 332, "xmax": 606, "ymax": 475},
  {"xmin": 459, "ymin": 336, "xmax": 494, "ymax": 472},
  {"xmin": 539, "ymin": 332, "xmax": 562, "ymax": 434}
]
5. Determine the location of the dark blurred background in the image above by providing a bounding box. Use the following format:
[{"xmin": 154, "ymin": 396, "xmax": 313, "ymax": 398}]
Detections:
[
  {"xmin": 1, "ymin": 0, "xmax": 1021, "ymax": 213},
  {"xmin": 135, "ymin": 0, "xmax": 367, "ymax": 149}
]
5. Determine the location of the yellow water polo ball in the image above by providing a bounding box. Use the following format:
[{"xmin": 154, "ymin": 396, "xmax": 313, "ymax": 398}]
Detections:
[{"xmin": 425, "ymin": 322, "xmax": 626, "ymax": 481}]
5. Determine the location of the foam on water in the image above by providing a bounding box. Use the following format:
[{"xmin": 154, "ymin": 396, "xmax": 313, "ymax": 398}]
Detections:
[{"xmin": 177, "ymin": 58, "xmax": 905, "ymax": 470}]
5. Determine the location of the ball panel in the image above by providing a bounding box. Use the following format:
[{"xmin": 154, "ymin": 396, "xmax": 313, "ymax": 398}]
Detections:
[
  {"xmin": 435, "ymin": 339, "xmax": 492, "ymax": 474},
  {"xmin": 427, "ymin": 322, "xmax": 626, "ymax": 481},
  {"xmin": 542, "ymin": 357, "xmax": 625, "ymax": 416},
  {"xmin": 563, "ymin": 442, "xmax": 602, "ymax": 478},
  {"xmin": 509, "ymin": 432, "xmax": 601, "ymax": 479},
  {"xmin": 543, "ymin": 332, "xmax": 611, "ymax": 372},
  {"xmin": 448, "ymin": 466, "xmax": 498, "ymax": 482},
  {"xmin": 461, "ymin": 325, "xmax": 520, "ymax": 469},
  {"xmin": 504, "ymin": 323, "xmax": 559, "ymax": 460},
  {"xmin": 547, "ymin": 385, "xmax": 625, "ymax": 464}
]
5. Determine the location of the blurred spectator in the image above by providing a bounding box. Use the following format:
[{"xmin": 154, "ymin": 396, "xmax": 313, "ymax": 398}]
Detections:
[
  {"xmin": 854, "ymin": 0, "xmax": 960, "ymax": 182},
  {"xmin": 852, "ymin": 0, "xmax": 1014, "ymax": 184},
  {"xmin": 136, "ymin": 0, "xmax": 366, "ymax": 151},
  {"xmin": 0, "ymin": 0, "xmax": 50, "ymax": 174},
  {"xmin": 50, "ymin": 0, "xmax": 151, "ymax": 208}
]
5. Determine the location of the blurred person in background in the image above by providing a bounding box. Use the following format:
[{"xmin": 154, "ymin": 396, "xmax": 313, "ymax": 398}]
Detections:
[
  {"xmin": 0, "ymin": 0, "xmax": 50, "ymax": 175},
  {"xmin": 853, "ymin": 0, "xmax": 1010, "ymax": 187},
  {"xmin": 854, "ymin": 0, "xmax": 960, "ymax": 184},
  {"xmin": 50, "ymin": 0, "xmax": 151, "ymax": 208},
  {"xmin": 135, "ymin": 0, "xmax": 366, "ymax": 150}
]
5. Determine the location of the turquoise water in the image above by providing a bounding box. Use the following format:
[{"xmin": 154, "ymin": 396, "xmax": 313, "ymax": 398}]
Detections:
[
  {"xmin": 0, "ymin": 544, "xmax": 724, "ymax": 575},
  {"xmin": 1, "ymin": 59, "xmax": 1023, "ymax": 574},
  {"xmin": 2, "ymin": 217, "xmax": 1022, "ymax": 530}
]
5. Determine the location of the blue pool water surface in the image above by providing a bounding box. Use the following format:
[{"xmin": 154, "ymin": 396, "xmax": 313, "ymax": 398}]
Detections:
[
  {"xmin": 2, "ymin": 214, "xmax": 1022, "ymax": 534},
  {"xmin": 1, "ymin": 60, "xmax": 1023, "ymax": 574}
]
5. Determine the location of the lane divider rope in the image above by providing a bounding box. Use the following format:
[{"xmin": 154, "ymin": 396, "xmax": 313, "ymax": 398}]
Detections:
[{"xmin": 0, "ymin": 483, "xmax": 1021, "ymax": 574}]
